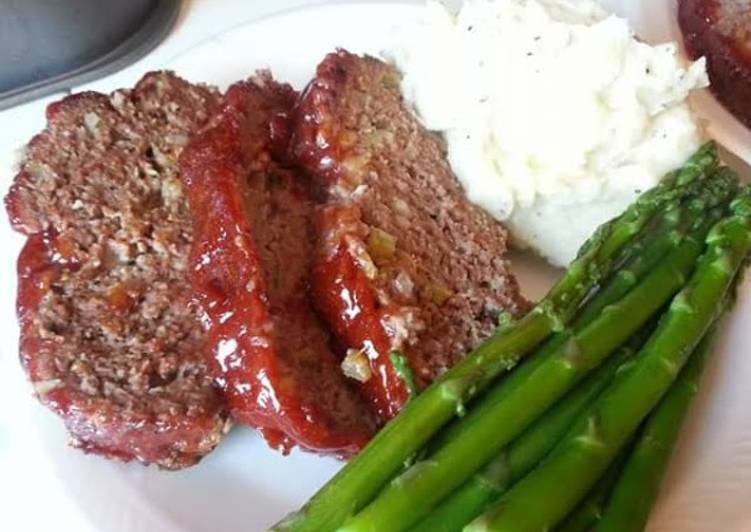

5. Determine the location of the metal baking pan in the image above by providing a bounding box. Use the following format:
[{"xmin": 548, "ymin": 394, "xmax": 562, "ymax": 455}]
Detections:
[{"xmin": 0, "ymin": 0, "xmax": 180, "ymax": 110}]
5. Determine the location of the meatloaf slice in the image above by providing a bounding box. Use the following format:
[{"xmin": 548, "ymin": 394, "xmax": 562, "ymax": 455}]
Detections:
[
  {"xmin": 679, "ymin": 0, "xmax": 751, "ymax": 128},
  {"xmin": 179, "ymin": 73, "xmax": 376, "ymax": 456},
  {"xmin": 5, "ymin": 72, "xmax": 228, "ymax": 469},
  {"xmin": 292, "ymin": 50, "xmax": 529, "ymax": 421}
]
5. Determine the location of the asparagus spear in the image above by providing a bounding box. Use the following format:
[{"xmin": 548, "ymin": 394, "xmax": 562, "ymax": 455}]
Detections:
[
  {"xmin": 544, "ymin": 142, "xmax": 717, "ymax": 329},
  {"xmin": 409, "ymin": 191, "xmax": 730, "ymax": 532},
  {"xmin": 338, "ymin": 202, "xmax": 718, "ymax": 532},
  {"xmin": 598, "ymin": 247, "xmax": 749, "ymax": 532},
  {"xmin": 412, "ymin": 197, "xmax": 728, "ymax": 531},
  {"xmin": 554, "ymin": 445, "xmax": 633, "ymax": 532},
  {"xmin": 576, "ymin": 168, "xmax": 737, "ymax": 326},
  {"xmin": 467, "ymin": 188, "xmax": 751, "ymax": 532},
  {"xmin": 346, "ymin": 169, "xmax": 733, "ymax": 532},
  {"xmin": 271, "ymin": 146, "xmax": 719, "ymax": 532},
  {"xmin": 412, "ymin": 175, "xmax": 735, "ymax": 532},
  {"xmin": 671, "ymin": 141, "xmax": 719, "ymax": 186},
  {"xmin": 428, "ymin": 170, "xmax": 735, "ymax": 454},
  {"xmin": 410, "ymin": 344, "xmax": 639, "ymax": 532},
  {"xmin": 598, "ymin": 238, "xmax": 748, "ymax": 532},
  {"xmin": 596, "ymin": 326, "xmax": 721, "ymax": 532}
]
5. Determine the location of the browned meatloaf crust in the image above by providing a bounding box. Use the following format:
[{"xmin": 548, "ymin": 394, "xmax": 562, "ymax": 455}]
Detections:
[
  {"xmin": 5, "ymin": 72, "xmax": 228, "ymax": 469},
  {"xmin": 292, "ymin": 50, "xmax": 529, "ymax": 420},
  {"xmin": 679, "ymin": 0, "xmax": 751, "ymax": 127},
  {"xmin": 179, "ymin": 73, "xmax": 375, "ymax": 455}
]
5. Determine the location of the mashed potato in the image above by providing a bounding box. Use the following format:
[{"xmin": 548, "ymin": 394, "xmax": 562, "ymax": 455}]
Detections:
[{"xmin": 390, "ymin": 0, "xmax": 709, "ymax": 266}]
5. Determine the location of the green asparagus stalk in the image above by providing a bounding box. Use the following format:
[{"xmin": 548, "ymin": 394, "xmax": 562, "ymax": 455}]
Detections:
[
  {"xmin": 427, "ymin": 170, "xmax": 735, "ymax": 457},
  {"xmin": 271, "ymin": 146, "xmax": 719, "ymax": 532},
  {"xmin": 546, "ymin": 142, "xmax": 717, "ymax": 327},
  {"xmin": 672, "ymin": 141, "xmax": 720, "ymax": 186},
  {"xmin": 596, "ymin": 326, "xmax": 720, "ymax": 532},
  {"xmin": 338, "ymin": 205, "xmax": 718, "ymax": 532},
  {"xmin": 554, "ymin": 445, "xmax": 633, "ymax": 532},
  {"xmin": 410, "ymin": 344, "xmax": 639, "ymax": 532},
  {"xmin": 572, "ymin": 140, "xmax": 716, "ymax": 262},
  {"xmin": 421, "ymin": 181, "xmax": 732, "ymax": 532},
  {"xmin": 409, "ymin": 193, "xmax": 728, "ymax": 532},
  {"xmin": 466, "ymin": 188, "xmax": 751, "ymax": 532},
  {"xmin": 577, "ymin": 168, "xmax": 737, "ymax": 325},
  {"xmin": 597, "ymin": 205, "xmax": 751, "ymax": 532},
  {"xmin": 360, "ymin": 174, "xmax": 733, "ymax": 532}
]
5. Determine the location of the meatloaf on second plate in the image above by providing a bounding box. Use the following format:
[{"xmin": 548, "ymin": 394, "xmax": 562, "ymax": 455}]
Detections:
[
  {"xmin": 179, "ymin": 73, "xmax": 376, "ymax": 455},
  {"xmin": 5, "ymin": 72, "xmax": 228, "ymax": 469},
  {"xmin": 292, "ymin": 50, "xmax": 529, "ymax": 421},
  {"xmin": 679, "ymin": 0, "xmax": 751, "ymax": 127}
]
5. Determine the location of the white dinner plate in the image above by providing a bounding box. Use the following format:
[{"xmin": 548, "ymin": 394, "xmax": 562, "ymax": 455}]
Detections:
[{"xmin": 2, "ymin": 2, "xmax": 751, "ymax": 531}]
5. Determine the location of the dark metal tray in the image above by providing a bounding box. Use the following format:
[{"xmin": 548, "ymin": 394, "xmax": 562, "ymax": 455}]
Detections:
[{"xmin": 0, "ymin": 0, "xmax": 180, "ymax": 110}]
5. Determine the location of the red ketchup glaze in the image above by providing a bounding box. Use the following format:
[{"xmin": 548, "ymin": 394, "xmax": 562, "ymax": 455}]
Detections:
[
  {"xmin": 17, "ymin": 231, "xmax": 80, "ymax": 397},
  {"xmin": 312, "ymin": 206, "xmax": 410, "ymax": 420},
  {"xmin": 291, "ymin": 56, "xmax": 413, "ymax": 421},
  {"xmin": 180, "ymin": 77, "xmax": 372, "ymax": 455},
  {"xmin": 16, "ymin": 233, "xmax": 223, "ymax": 467},
  {"xmin": 679, "ymin": 0, "xmax": 751, "ymax": 128}
]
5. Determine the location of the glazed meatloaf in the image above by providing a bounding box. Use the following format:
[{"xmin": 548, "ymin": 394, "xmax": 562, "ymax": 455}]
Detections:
[
  {"xmin": 179, "ymin": 73, "xmax": 376, "ymax": 455},
  {"xmin": 5, "ymin": 72, "xmax": 228, "ymax": 469},
  {"xmin": 679, "ymin": 0, "xmax": 751, "ymax": 127},
  {"xmin": 292, "ymin": 50, "xmax": 529, "ymax": 421}
]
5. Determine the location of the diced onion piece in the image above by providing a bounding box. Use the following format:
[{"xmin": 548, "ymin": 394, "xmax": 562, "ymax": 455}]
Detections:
[
  {"xmin": 341, "ymin": 348, "xmax": 373, "ymax": 383},
  {"xmin": 160, "ymin": 177, "xmax": 184, "ymax": 204},
  {"xmin": 366, "ymin": 129, "xmax": 395, "ymax": 147},
  {"xmin": 428, "ymin": 283, "xmax": 453, "ymax": 306},
  {"xmin": 367, "ymin": 227, "xmax": 397, "ymax": 262},
  {"xmin": 392, "ymin": 270, "xmax": 415, "ymax": 298},
  {"xmin": 33, "ymin": 379, "xmax": 63, "ymax": 396},
  {"xmin": 346, "ymin": 236, "xmax": 378, "ymax": 279},
  {"xmin": 341, "ymin": 153, "xmax": 371, "ymax": 184},
  {"xmin": 83, "ymin": 112, "xmax": 100, "ymax": 134},
  {"xmin": 381, "ymin": 71, "xmax": 401, "ymax": 89}
]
